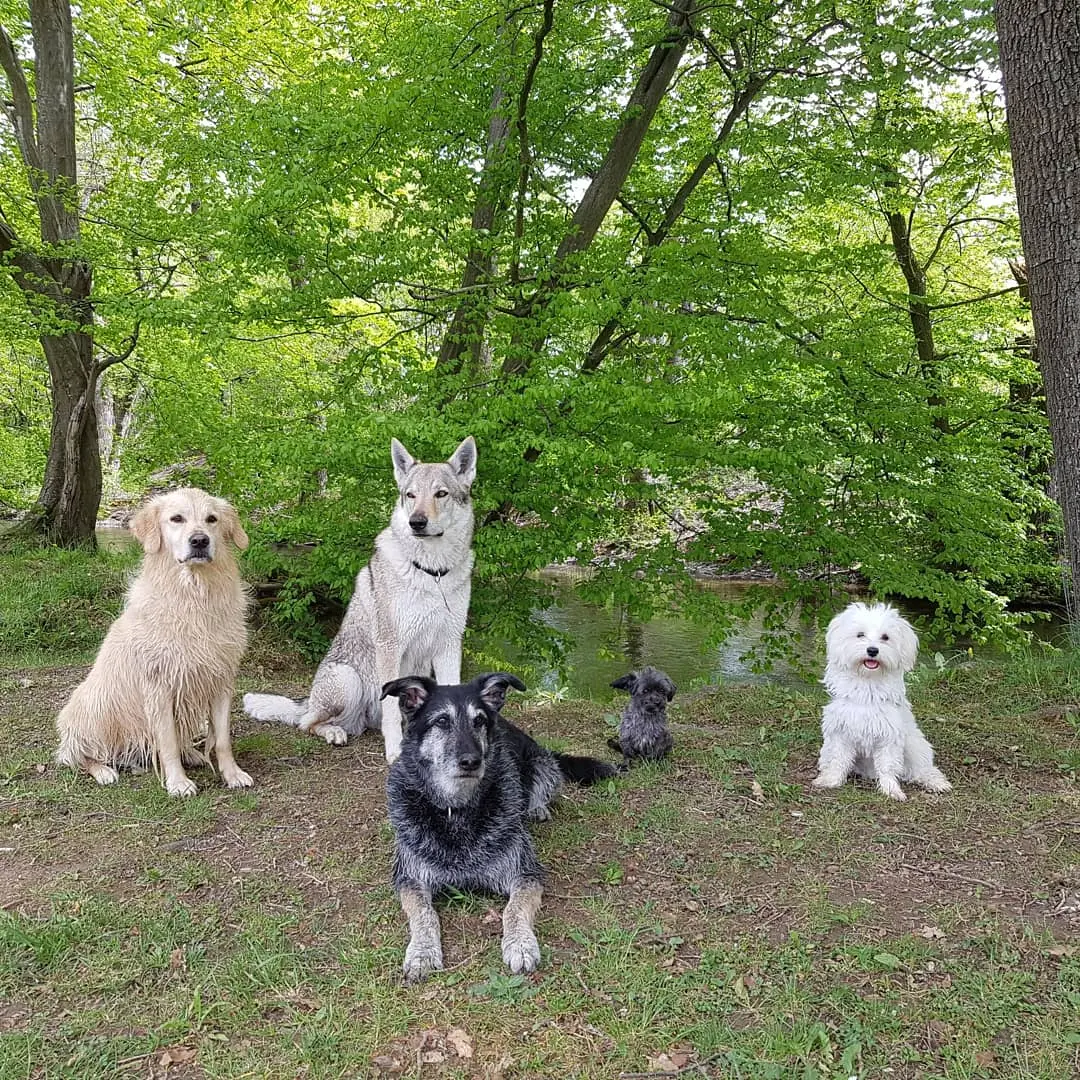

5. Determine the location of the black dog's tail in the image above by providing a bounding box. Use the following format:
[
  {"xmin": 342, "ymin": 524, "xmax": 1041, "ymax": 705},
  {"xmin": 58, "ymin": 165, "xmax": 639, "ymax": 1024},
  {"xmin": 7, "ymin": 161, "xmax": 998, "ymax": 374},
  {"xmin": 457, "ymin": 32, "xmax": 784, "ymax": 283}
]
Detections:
[{"xmin": 555, "ymin": 753, "xmax": 620, "ymax": 786}]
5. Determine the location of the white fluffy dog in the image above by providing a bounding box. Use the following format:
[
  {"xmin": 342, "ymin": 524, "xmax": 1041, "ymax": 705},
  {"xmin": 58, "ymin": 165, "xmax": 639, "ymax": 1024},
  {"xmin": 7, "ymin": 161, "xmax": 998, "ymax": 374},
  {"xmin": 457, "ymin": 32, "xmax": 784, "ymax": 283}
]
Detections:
[{"xmin": 811, "ymin": 602, "xmax": 951, "ymax": 801}]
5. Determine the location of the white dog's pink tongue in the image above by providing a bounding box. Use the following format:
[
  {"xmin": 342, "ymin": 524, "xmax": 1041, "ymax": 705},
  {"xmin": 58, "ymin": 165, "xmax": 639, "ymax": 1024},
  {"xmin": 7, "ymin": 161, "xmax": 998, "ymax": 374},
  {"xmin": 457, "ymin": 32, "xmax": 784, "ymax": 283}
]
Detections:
[{"xmin": 863, "ymin": 658, "xmax": 880, "ymax": 669}]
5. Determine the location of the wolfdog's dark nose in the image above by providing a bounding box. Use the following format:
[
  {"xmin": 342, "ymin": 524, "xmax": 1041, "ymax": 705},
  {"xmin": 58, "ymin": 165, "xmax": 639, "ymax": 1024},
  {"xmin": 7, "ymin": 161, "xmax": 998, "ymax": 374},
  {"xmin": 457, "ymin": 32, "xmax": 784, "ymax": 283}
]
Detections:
[
  {"xmin": 409, "ymin": 515, "xmax": 428, "ymax": 533},
  {"xmin": 866, "ymin": 646, "xmax": 879, "ymax": 657},
  {"xmin": 190, "ymin": 532, "xmax": 210, "ymax": 550}
]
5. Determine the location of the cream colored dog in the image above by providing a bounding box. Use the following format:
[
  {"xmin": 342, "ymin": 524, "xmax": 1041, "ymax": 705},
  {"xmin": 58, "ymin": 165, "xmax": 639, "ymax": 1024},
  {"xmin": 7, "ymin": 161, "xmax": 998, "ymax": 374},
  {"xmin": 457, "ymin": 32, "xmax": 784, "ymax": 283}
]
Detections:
[{"xmin": 55, "ymin": 488, "xmax": 253, "ymax": 797}]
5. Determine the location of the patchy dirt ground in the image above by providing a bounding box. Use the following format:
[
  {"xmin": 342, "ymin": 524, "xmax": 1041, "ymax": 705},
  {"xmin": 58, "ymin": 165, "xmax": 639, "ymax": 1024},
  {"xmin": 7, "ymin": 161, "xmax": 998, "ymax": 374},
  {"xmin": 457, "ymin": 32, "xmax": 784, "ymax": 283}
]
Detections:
[{"xmin": 2, "ymin": 654, "xmax": 1080, "ymax": 1079}]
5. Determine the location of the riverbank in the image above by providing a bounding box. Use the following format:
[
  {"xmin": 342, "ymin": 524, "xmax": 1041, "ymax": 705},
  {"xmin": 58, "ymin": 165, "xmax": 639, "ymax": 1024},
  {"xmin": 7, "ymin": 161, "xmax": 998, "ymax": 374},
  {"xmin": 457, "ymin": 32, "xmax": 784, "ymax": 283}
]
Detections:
[{"xmin": 3, "ymin": 610, "xmax": 1080, "ymax": 1076}]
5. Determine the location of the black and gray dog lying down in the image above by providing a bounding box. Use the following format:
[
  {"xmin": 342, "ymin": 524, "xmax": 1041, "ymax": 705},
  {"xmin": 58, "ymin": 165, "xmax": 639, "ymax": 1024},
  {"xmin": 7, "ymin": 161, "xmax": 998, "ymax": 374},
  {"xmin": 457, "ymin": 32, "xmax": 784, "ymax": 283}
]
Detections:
[
  {"xmin": 607, "ymin": 666, "xmax": 676, "ymax": 764},
  {"xmin": 381, "ymin": 672, "xmax": 619, "ymax": 983}
]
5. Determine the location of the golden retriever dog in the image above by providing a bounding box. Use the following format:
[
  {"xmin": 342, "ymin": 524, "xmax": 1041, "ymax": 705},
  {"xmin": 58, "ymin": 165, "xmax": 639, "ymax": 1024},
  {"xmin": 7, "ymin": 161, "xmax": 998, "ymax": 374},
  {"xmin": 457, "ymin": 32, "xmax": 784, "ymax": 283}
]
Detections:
[{"xmin": 55, "ymin": 487, "xmax": 253, "ymax": 797}]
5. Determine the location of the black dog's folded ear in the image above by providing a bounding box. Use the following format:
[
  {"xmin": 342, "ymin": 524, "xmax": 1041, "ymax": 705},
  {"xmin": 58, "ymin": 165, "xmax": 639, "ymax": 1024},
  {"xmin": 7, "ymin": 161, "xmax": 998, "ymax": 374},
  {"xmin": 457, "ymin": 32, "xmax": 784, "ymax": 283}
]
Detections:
[
  {"xmin": 610, "ymin": 673, "xmax": 637, "ymax": 693},
  {"xmin": 381, "ymin": 676, "xmax": 437, "ymax": 721},
  {"xmin": 472, "ymin": 672, "xmax": 526, "ymax": 713},
  {"xmin": 661, "ymin": 675, "xmax": 677, "ymax": 702}
]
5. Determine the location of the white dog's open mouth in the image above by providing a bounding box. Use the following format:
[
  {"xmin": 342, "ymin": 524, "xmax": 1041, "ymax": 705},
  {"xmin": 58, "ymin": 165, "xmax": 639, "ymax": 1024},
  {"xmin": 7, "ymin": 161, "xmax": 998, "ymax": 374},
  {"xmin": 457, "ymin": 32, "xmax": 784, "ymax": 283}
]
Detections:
[{"xmin": 862, "ymin": 658, "xmax": 880, "ymax": 670}]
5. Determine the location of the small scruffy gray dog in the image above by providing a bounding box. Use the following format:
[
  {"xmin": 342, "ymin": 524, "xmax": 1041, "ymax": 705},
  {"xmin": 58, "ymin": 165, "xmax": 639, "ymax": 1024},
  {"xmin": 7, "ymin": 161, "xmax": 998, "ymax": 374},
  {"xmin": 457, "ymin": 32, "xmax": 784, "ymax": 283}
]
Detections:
[{"xmin": 607, "ymin": 666, "xmax": 676, "ymax": 763}]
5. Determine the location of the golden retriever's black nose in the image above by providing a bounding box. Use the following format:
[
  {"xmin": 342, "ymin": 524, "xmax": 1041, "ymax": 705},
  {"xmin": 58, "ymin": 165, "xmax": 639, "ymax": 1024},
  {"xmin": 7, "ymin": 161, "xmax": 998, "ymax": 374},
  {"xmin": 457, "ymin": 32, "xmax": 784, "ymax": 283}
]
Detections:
[
  {"xmin": 190, "ymin": 532, "xmax": 210, "ymax": 551},
  {"xmin": 866, "ymin": 646, "xmax": 879, "ymax": 657},
  {"xmin": 409, "ymin": 515, "xmax": 428, "ymax": 533}
]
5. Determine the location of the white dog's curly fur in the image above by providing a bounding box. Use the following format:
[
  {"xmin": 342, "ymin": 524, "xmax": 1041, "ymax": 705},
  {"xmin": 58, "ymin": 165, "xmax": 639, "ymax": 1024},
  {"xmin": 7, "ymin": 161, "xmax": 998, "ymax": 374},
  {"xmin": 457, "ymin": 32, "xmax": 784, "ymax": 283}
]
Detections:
[{"xmin": 811, "ymin": 602, "xmax": 951, "ymax": 802}]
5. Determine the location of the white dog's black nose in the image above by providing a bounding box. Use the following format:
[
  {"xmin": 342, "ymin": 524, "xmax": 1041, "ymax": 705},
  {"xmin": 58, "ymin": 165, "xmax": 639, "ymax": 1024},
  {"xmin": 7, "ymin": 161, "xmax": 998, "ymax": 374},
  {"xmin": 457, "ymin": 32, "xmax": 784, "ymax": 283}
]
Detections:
[
  {"xmin": 189, "ymin": 532, "xmax": 210, "ymax": 551},
  {"xmin": 865, "ymin": 646, "xmax": 879, "ymax": 657}
]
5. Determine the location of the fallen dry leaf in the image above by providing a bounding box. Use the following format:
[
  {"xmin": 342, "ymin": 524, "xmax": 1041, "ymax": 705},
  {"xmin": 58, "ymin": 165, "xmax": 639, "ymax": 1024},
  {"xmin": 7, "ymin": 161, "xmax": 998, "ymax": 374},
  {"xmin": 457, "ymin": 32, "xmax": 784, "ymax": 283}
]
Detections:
[
  {"xmin": 159, "ymin": 1046, "xmax": 197, "ymax": 1068},
  {"xmin": 446, "ymin": 1028, "xmax": 474, "ymax": 1059},
  {"xmin": 1048, "ymin": 944, "xmax": 1077, "ymax": 958},
  {"xmin": 973, "ymin": 1050, "xmax": 997, "ymax": 1069},
  {"xmin": 918, "ymin": 925, "xmax": 945, "ymax": 939},
  {"xmin": 646, "ymin": 1050, "xmax": 690, "ymax": 1073},
  {"xmin": 750, "ymin": 779, "xmax": 765, "ymax": 799}
]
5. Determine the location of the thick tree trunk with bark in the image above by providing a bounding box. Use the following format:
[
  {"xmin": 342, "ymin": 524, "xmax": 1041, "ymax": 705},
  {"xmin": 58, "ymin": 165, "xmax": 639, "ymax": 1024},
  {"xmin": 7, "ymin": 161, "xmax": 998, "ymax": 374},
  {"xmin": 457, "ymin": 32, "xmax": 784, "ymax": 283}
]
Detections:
[
  {"xmin": 0, "ymin": 0, "xmax": 100, "ymax": 546},
  {"xmin": 994, "ymin": 0, "xmax": 1080, "ymax": 593}
]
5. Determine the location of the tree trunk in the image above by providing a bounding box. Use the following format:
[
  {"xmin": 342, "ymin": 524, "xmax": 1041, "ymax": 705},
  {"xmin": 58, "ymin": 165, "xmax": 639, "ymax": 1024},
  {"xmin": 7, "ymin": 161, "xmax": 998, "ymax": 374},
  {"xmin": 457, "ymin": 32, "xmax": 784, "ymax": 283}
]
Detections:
[
  {"xmin": 0, "ymin": 0, "xmax": 100, "ymax": 546},
  {"xmin": 994, "ymin": 0, "xmax": 1080, "ymax": 594}
]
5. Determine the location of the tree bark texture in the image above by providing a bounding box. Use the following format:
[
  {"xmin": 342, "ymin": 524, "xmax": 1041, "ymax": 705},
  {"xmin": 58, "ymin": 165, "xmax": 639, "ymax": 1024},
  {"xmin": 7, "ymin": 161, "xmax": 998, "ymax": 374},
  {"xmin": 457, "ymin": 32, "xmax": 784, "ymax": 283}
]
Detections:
[{"xmin": 994, "ymin": 0, "xmax": 1080, "ymax": 594}]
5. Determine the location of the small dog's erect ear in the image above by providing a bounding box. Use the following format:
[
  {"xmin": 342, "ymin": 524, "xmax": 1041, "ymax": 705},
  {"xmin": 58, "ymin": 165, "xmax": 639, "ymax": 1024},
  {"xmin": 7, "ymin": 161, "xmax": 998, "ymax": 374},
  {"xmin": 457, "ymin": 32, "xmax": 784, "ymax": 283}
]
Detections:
[
  {"xmin": 610, "ymin": 673, "xmax": 637, "ymax": 694},
  {"xmin": 390, "ymin": 438, "xmax": 416, "ymax": 487},
  {"xmin": 129, "ymin": 499, "xmax": 162, "ymax": 554},
  {"xmin": 449, "ymin": 435, "xmax": 477, "ymax": 488},
  {"xmin": 473, "ymin": 672, "xmax": 526, "ymax": 713},
  {"xmin": 216, "ymin": 500, "xmax": 249, "ymax": 551},
  {"xmin": 381, "ymin": 676, "xmax": 436, "ymax": 720}
]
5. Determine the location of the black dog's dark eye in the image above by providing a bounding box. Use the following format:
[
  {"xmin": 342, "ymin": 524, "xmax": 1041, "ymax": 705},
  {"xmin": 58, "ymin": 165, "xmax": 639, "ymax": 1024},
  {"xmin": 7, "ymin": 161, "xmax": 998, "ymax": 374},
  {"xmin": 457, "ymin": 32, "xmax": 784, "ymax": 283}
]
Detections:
[
  {"xmin": 206, "ymin": 514, "xmax": 218, "ymax": 524},
  {"xmin": 472, "ymin": 715, "xmax": 485, "ymax": 729},
  {"xmin": 170, "ymin": 514, "xmax": 184, "ymax": 524}
]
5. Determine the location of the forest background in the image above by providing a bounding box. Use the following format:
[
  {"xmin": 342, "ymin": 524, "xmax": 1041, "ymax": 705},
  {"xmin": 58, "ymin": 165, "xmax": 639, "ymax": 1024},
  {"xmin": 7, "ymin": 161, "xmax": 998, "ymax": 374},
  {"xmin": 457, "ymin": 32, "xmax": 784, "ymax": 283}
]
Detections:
[{"xmin": 0, "ymin": 0, "xmax": 1065, "ymax": 661}]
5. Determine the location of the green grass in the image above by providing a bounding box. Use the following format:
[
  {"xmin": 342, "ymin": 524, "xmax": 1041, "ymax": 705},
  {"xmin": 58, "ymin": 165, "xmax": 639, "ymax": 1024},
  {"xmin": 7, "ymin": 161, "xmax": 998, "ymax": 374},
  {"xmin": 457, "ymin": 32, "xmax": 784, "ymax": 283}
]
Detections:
[
  {"xmin": 3, "ymin": 549, "xmax": 1080, "ymax": 1077},
  {"xmin": 0, "ymin": 540, "xmax": 138, "ymax": 666}
]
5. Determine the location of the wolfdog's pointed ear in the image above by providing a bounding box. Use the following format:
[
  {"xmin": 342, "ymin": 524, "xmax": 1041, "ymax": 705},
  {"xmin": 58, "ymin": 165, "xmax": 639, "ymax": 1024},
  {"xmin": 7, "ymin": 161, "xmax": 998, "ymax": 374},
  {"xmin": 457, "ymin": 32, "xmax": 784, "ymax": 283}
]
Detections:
[
  {"xmin": 610, "ymin": 673, "xmax": 636, "ymax": 694},
  {"xmin": 216, "ymin": 499, "xmax": 249, "ymax": 551},
  {"xmin": 449, "ymin": 436, "xmax": 477, "ymax": 487},
  {"xmin": 381, "ymin": 676, "xmax": 436, "ymax": 721},
  {"xmin": 473, "ymin": 672, "xmax": 525, "ymax": 713},
  {"xmin": 390, "ymin": 439, "xmax": 416, "ymax": 488},
  {"xmin": 130, "ymin": 498, "xmax": 163, "ymax": 554}
]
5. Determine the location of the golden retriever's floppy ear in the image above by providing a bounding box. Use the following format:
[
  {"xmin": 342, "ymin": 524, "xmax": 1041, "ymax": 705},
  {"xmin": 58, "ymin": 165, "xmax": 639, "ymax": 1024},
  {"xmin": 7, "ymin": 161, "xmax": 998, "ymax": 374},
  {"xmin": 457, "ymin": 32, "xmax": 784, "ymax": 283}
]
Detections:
[
  {"xmin": 218, "ymin": 500, "xmax": 249, "ymax": 551},
  {"xmin": 130, "ymin": 499, "xmax": 162, "ymax": 554}
]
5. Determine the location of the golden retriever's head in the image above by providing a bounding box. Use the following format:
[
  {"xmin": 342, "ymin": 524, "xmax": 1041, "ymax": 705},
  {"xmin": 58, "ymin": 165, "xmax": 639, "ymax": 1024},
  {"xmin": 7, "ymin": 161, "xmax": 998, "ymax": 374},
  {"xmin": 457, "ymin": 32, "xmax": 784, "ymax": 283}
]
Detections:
[{"xmin": 130, "ymin": 488, "xmax": 249, "ymax": 565}]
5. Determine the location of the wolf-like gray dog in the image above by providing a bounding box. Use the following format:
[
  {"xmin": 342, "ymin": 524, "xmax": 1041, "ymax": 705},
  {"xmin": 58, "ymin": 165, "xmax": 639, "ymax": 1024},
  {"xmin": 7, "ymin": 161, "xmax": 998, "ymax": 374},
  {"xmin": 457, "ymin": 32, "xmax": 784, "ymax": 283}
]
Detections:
[
  {"xmin": 382, "ymin": 672, "xmax": 619, "ymax": 982},
  {"xmin": 244, "ymin": 436, "xmax": 476, "ymax": 762},
  {"xmin": 607, "ymin": 666, "xmax": 676, "ymax": 763}
]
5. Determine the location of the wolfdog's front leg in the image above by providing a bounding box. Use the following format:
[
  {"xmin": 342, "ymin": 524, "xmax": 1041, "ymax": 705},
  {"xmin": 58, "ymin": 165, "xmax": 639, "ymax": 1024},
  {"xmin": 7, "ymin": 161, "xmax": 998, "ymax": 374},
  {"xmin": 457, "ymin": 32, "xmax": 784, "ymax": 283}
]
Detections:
[
  {"xmin": 377, "ymin": 648, "xmax": 405, "ymax": 763},
  {"xmin": 399, "ymin": 883, "xmax": 443, "ymax": 983},
  {"xmin": 501, "ymin": 880, "xmax": 542, "ymax": 974}
]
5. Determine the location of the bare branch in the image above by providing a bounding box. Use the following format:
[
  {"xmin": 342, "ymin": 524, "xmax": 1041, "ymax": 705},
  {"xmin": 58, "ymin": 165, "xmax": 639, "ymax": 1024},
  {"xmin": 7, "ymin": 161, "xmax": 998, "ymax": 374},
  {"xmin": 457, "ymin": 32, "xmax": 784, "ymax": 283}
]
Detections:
[{"xmin": 0, "ymin": 22, "xmax": 43, "ymax": 179}]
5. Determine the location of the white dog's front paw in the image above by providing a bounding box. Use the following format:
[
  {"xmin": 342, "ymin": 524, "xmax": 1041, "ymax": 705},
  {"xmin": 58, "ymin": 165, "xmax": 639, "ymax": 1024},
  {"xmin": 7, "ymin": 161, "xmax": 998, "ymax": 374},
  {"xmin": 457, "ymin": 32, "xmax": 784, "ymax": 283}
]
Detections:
[
  {"xmin": 811, "ymin": 773, "xmax": 845, "ymax": 789},
  {"xmin": 317, "ymin": 724, "xmax": 348, "ymax": 746},
  {"xmin": 502, "ymin": 930, "xmax": 541, "ymax": 974},
  {"xmin": 878, "ymin": 778, "xmax": 907, "ymax": 801},
  {"xmin": 223, "ymin": 766, "xmax": 254, "ymax": 789},
  {"xmin": 165, "ymin": 774, "xmax": 198, "ymax": 798},
  {"xmin": 403, "ymin": 943, "xmax": 444, "ymax": 983}
]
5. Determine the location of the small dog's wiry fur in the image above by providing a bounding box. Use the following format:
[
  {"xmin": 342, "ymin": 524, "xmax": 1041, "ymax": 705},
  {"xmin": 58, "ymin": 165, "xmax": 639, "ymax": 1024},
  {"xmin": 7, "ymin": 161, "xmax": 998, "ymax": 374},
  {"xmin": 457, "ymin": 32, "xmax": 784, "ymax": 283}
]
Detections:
[
  {"xmin": 812, "ymin": 601, "xmax": 951, "ymax": 802},
  {"xmin": 55, "ymin": 488, "xmax": 253, "ymax": 797},
  {"xmin": 607, "ymin": 666, "xmax": 676, "ymax": 763},
  {"xmin": 382, "ymin": 673, "xmax": 618, "ymax": 982},
  {"xmin": 244, "ymin": 436, "xmax": 476, "ymax": 762}
]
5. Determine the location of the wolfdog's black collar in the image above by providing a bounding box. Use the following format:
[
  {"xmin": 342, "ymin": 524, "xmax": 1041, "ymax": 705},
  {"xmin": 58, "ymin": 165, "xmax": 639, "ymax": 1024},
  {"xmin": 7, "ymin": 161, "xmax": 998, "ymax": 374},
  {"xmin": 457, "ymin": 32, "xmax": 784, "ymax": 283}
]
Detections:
[{"xmin": 412, "ymin": 560, "xmax": 451, "ymax": 579}]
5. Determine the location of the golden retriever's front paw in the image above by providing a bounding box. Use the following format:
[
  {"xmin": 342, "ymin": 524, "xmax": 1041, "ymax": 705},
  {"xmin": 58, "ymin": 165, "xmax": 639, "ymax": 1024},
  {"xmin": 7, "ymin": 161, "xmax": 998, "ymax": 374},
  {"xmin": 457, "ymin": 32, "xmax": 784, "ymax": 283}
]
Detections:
[
  {"xmin": 223, "ymin": 767, "xmax": 254, "ymax": 789},
  {"xmin": 87, "ymin": 763, "xmax": 119, "ymax": 786},
  {"xmin": 165, "ymin": 774, "xmax": 198, "ymax": 798}
]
